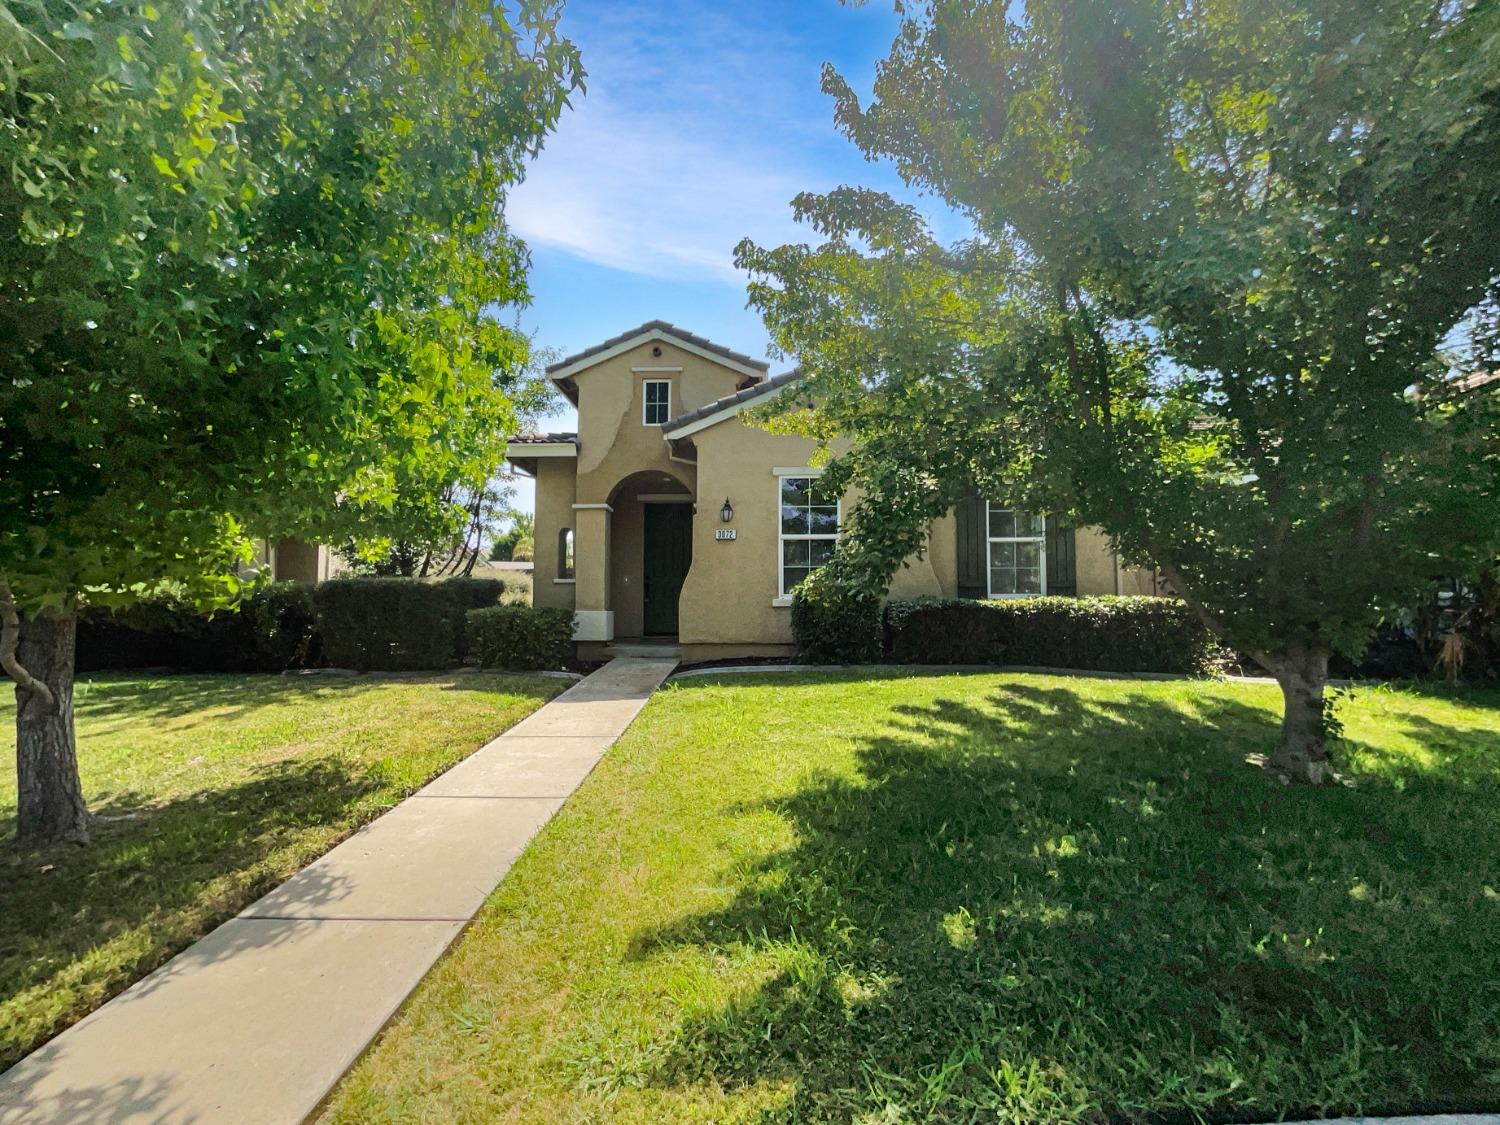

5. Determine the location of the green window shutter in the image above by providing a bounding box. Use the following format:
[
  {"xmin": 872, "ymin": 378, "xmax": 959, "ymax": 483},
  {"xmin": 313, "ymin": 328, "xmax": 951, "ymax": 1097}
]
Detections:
[
  {"xmin": 1046, "ymin": 518, "xmax": 1077, "ymax": 596},
  {"xmin": 956, "ymin": 491, "xmax": 988, "ymax": 599}
]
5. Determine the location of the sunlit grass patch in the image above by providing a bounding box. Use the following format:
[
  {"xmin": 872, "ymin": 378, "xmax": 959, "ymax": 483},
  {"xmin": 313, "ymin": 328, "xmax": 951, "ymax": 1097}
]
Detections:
[
  {"xmin": 324, "ymin": 672, "xmax": 1500, "ymax": 1123},
  {"xmin": 0, "ymin": 670, "xmax": 563, "ymax": 1067}
]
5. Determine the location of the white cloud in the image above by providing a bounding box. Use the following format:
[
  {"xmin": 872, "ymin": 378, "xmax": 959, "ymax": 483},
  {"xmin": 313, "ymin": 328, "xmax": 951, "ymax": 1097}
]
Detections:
[
  {"xmin": 508, "ymin": 93, "xmax": 814, "ymax": 284},
  {"xmin": 507, "ymin": 3, "xmax": 883, "ymax": 285}
]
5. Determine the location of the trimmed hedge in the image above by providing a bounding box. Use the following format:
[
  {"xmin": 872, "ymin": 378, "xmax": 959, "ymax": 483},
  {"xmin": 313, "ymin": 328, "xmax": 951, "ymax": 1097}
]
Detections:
[
  {"xmin": 884, "ymin": 595, "xmax": 1220, "ymax": 674},
  {"xmin": 790, "ymin": 586, "xmax": 883, "ymax": 664},
  {"xmin": 467, "ymin": 605, "xmax": 575, "ymax": 671},
  {"xmin": 77, "ymin": 583, "xmax": 317, "ymax": 673},
  {"xmin": 312, "ymin": 576, "xmax": 504, "ymax": 671},
  {"xmin": 883, "ymin": 597, "xmax": 1007, "ymax": 665}
]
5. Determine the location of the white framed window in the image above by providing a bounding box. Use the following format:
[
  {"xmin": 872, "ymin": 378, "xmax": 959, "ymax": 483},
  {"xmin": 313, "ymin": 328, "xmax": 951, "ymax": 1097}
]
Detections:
[
  {"xmin": 557, "ymin": 527, "xmax": 575, "ymax": 579},
  {"xmin": 642, "ymin": 379, "xmax": 672, "ymax": 425},
  {"xmin": 778, "ymin": 475, "xmax": 840, "ymax": 598},
  {"xmin": 987, "ymin": 505, "xmax": 1046, "ymax": 597}
]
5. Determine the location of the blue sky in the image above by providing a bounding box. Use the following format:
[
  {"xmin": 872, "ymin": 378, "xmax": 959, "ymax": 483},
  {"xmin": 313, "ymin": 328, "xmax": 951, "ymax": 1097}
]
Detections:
[{"xmin": 502, "ymin": 0, "xmax": 952, "ymax": 514}]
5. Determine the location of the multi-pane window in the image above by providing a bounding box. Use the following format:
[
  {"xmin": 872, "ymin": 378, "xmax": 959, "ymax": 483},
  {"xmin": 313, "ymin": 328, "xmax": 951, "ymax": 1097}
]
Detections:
[
  {"xmin": 987, "ymin": 506, "xmax": 1046, "ymax": 597},
  {"xmin": 642, "ymin": 380, "xmax": 672, "ymax": 425},
  {"xmin": 779, "ymin": 476, "xmax": 840, "ymax": 597}
]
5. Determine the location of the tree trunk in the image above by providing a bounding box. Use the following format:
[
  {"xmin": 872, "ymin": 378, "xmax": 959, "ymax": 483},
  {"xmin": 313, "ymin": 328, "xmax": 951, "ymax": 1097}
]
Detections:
[
  {"xmin": 1265, "ymin": 643, "xmax": 1335, "ymax": 785},
  {"xmin": 13, "ymin": 609, "xmax": 91, "ymax": 847}
]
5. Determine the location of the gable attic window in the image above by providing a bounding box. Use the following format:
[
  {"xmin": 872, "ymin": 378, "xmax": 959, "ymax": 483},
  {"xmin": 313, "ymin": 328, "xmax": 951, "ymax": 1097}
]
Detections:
[{"xmin": 643, "ymin": 380, "xmax": 672, "ymax": 425}]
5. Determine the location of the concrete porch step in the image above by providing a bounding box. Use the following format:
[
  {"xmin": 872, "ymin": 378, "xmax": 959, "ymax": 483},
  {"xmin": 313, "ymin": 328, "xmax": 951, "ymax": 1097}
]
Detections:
[{"xmin": 603, "ymin": 639, "xmax": 682, "ymax": 660}]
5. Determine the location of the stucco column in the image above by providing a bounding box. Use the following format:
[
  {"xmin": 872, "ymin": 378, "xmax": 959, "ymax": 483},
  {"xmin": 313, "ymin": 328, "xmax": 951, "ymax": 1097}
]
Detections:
[{"xmin": 572, "ymin": 503, "xmax": 613, "ymax": 641}]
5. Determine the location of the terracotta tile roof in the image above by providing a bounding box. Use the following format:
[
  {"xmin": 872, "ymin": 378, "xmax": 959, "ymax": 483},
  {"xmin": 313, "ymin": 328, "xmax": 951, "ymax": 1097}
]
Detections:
[
  {"xmin": 545, "ymin": 320, "xmax": 770, "ymax": 376},
  {"xmin": 661, "ymin": 368, "xmax": 804, "ymax": 435},
  {"xmin": 1454, "ymin": 369, "xmax": 1498, "ymax": 392}
]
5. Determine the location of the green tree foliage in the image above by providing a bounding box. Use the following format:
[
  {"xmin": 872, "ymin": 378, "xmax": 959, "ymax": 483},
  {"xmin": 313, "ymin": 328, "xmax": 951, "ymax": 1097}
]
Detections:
[
  {"xmin": 490, "ymin": 511, "xmax": 537, "ymax": 561},
  {"xmin": 737, "ymin": 0, "xmax": 1500, "ymax": 782},
  {"xmin": 0, "ymin": 0, "xmax": 581, "ymax": 843}
]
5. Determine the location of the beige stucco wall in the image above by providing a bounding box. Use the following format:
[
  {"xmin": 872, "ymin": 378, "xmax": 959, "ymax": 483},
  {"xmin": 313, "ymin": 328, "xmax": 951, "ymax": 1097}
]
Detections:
[
  {"xmin": 609, "ymin": 492, "xmax": 646, "ymax": 638},
  {"xmin": 531, "ymin": 457, "xmax": 577, "ymax": 610},
  {"xmin": 1075, "ymin": 527, "xmax": 1118, "ymax": 596},
  {"xmin": 267, "ymin": 539, "xmax": 344, "ymax": 583},
  {"xmin": 1074, "ymin": 526, "xmax": 1161, "ymax": 595},
  {"xmin": 680, "ymin": 423, "xmax": 950, "ymax": 652},
  {"xmin": 571, "ymin": 338, "xmax": 748, "ymax": 507}
]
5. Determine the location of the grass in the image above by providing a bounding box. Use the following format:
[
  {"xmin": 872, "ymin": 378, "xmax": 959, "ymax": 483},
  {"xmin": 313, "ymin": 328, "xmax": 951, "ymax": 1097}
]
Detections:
[
  {"xmin": 0, "ymin": 669, "xmax": 565, "ymax": 1068},
  {"xmin": 323, "ymin": 671, "xmax": 1500, "ymax": 1124}
]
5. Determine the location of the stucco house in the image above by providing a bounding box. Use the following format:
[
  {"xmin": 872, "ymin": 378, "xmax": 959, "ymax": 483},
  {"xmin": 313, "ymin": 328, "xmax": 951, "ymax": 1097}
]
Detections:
[
  {"xmin": 507, "ymin": 321, "xmax": 1159, "ymax": 663},
  {"xmin": 251, "ymin": 538, "xmax": 345, "ymax": 583}
]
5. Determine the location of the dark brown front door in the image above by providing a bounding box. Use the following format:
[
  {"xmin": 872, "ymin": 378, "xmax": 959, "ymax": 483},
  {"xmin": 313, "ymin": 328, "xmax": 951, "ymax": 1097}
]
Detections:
[{"xmin": 643, "ymin": 503, "xmax": 692, "ymax": 635}]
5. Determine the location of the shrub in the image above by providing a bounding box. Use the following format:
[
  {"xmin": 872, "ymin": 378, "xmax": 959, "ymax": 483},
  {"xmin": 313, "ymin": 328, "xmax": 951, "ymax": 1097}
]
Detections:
[
  {"xmin": 884, "ymin": 596, "xmax": 1220, "ymax": 674},
  {"xmin": 791, "ymin": 584, "xmax": 883, "ymax": 664},
  {"xmin": 883, "ymin": 597, "xmax": 1007, "ymax": 665},
  {"xmin": 76, "ymin": 583, "xmax": 318, "ymax": 673},
  {"xmin": 439, "ymin": 575, "xmax": 507, "ymax": 661},
  {"xmin": 313, "ymin": 577, "xmax": 502, "ymax": 671},
  {"xmin": 467, "ymin": 605, "xmax": 574, "ymax": 671},
  {"xmin": 227, "ymin": 582, "xmax": 319, "ymax": 670}
]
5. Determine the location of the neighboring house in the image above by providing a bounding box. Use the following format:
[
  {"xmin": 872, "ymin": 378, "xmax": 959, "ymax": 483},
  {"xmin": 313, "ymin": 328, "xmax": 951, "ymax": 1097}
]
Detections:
[
  {"xmin": 252, "ymin": 538, "xmax": 345, "ymax": 583},
  {"xmin": 507, "ymin": 321, "xmax": 1159, "ymax": 662}
]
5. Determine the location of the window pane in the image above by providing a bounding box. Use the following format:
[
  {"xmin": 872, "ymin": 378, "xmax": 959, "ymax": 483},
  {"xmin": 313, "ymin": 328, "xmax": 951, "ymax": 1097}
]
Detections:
[
  {"xmin": 809, "ymin": 538, "xmax": 836, "ymax": 567},
  {"xmin": 781, "ymin": 505, "xmax": 810, "ymax": 535},
  {"xmin": 990, "ymin": 541, "xmax": 1015, "ymax": 568},
  {"xmin": 988, "ymin": 506, "xmax": 1015, "ymax": 538},
  {"xmin": 644, "ymin": 382, "xmax": 670, "ymax": 424},
  {"xmin": 781, "ymin": 477, "xmax": 812, "ymax": 505},
  {"xmin": 809, "ymin": 506, "xmax": 839, "ymax": 535},
  {"xmin": 990, "ymin": 567, "xmax": 1016, "ymax": 595},
  {"xmin": 1015, "ymin": 541, "xmax": 1042, "ymax": 569},
  {"xmin": 988, "ymin": 505, "xmax": 1044, "ymax": 539},
  {"xmin": 808, "ymin": 479, "xmax": 839, "ymax": 507},
  {"xmin": 782, "ymin": 540, "xmax": 811, "ymax": 567},
  {"xmin": 783, "ymin": 567, "xmax": 810, "ymax": 594},
  {"xmin": 1015, "ymin": 568, "xmax": 1042, "ymax": 594}
]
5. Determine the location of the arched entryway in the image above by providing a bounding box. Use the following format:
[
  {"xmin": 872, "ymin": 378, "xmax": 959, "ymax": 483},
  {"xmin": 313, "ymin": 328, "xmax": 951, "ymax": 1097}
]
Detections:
[{"xmin": 606, "ymin": 470, "xmax": 694, "ymax": 638}]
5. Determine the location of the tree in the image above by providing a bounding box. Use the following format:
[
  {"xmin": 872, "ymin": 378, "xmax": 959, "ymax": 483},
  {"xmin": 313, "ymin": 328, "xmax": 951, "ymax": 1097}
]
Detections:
[
  {"xmin": 736, "ymin": 0, "xmax": 1500, "ymax": 782},
  {"xmin": 0, "ymin": 0, "xmax": 581, "ymax": 844},
  {"xmin": 490, "ymin": 511, "xmax": 537, "ymax": 561},
  {"xmin": 341, "ymin": 345, "xmax": 558, "ymax": 575}
]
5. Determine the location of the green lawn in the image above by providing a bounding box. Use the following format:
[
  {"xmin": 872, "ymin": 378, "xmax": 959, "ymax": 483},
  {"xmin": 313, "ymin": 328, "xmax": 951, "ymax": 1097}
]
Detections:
[
  {"xmin": 324, "ymin": 672, "xmax": 1500, "ymax": 1124},
  {"xmin": 0, "ymin": 670, "xmax": 564, "ymax": 1068}
]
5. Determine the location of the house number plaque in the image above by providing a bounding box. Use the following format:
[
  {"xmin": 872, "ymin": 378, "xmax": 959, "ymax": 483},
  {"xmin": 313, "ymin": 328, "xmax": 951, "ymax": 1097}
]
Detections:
[{"xmin": 715, "ymin": 529, "xmax": 736, "ymax": 540}]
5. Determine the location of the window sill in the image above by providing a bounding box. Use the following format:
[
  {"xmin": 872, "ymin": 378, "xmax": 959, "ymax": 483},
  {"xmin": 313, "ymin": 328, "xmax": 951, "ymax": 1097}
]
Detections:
[
  {"xmin": 771, "ymin": 596, "xmax": 793, "ymax": 608},
  {"xmin": 553, "ymin": 578, "xmax": 576, "ymax": 585}
]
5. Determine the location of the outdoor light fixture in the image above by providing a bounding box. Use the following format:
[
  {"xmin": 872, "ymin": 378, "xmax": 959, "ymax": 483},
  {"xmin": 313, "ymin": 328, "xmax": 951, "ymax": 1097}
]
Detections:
[{"xmin": 720, "ymin": 498, "xmax": 734, "ymax": 523}]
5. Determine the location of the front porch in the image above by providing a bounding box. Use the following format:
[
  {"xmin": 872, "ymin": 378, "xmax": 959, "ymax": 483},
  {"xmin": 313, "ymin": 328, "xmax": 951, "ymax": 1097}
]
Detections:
[{"xmin": 571, "ymin": 470, "xmax": 696, "ymax": 650}]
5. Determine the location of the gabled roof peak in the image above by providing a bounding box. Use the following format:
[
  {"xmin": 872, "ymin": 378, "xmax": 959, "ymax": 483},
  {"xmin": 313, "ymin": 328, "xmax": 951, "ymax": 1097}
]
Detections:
[{"xmin": 545, "ymin": 322, "xmax": 769, "ymax": 401}]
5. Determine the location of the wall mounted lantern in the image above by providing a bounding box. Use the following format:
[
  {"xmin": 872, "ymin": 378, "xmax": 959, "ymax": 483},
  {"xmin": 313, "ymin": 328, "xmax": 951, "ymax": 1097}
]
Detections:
[{"xmin": 719, "ymin": 498, "xmax": 734, "ymax": 523}]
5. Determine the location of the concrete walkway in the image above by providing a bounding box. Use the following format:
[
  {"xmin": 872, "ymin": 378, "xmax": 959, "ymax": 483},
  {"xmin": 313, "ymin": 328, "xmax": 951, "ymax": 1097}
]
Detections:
[{"xmin": 0, "ymin": 657, "xmax": 676, "ymax": 1125}]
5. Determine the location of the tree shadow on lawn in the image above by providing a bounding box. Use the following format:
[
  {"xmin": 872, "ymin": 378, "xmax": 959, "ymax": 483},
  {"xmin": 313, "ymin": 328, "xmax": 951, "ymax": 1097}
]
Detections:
[
  {"xmin": 63, "ymin": 669, "xmax": 553, "ymax": 731},
  {"xmin": 0, "ymin": 756, "xmax": 379, "ymax": 1069},
  {"xmin": 631, "ymin": 682, "xmax": 1500, "ymax": 1123}
]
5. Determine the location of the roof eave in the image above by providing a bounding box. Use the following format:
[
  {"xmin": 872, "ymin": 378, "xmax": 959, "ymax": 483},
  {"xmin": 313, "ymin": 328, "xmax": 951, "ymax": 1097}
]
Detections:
[
  {"xmin": 660, "ymin": 373, "xmax": 800, "ymax": 440},
  {"xmin": 545, "ymin": 325, "xmax": 769, "ymax": 384}
]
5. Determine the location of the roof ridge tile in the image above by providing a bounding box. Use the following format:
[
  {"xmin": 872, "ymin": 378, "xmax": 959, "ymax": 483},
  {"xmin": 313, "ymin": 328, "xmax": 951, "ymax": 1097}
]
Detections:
[{"xmin": 545, "ymin": 321, "xmax": 770, "ymax": 376}]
